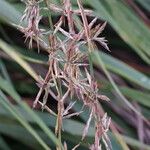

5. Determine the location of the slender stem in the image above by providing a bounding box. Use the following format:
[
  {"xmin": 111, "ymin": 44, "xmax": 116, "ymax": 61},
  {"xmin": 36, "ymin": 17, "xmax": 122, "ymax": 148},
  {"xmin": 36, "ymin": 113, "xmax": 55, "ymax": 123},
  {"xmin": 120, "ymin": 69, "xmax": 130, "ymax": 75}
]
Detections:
[
  {"xmin": 55, "ymin": 78, "xmax": 63, "ymax": 150},
  {"xmin": 88, "ymin": 42, "xmax": 94, "ymax": 78},
  {"xmin": 56, "ymin": 100, "xmax": 64, "ymax": 150}
]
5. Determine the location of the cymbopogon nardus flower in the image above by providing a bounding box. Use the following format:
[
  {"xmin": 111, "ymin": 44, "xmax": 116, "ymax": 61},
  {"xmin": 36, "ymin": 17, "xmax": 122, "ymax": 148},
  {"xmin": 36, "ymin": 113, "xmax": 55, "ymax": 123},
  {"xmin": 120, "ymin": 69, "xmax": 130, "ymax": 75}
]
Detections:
[{"xmin": 19, "ymin": 0, "xmax": 112, "ymax": 149}]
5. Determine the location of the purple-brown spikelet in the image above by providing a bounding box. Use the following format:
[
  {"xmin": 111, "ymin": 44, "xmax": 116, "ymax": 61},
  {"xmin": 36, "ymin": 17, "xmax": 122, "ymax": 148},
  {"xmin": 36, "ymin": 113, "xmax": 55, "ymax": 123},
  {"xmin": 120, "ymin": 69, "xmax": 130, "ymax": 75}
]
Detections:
[
  {"xmin": 19, "ymin": 0, "xmax": 111, "ymax": 149},
  {"xmin": 19, "ymin": 0, "xmax": 45, "ymax": 51}
]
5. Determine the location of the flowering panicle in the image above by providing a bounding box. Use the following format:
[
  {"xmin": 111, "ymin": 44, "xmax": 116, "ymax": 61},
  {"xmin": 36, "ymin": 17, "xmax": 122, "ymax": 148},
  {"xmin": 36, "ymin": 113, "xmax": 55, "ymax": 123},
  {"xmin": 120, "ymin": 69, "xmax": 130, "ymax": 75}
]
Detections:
[
  {"xmin": 19, "ymin": 0, "xmax": 111, "ymax": 149},
  {"xmin": 19, "ymin": 0, "xmax": 45, "ymax": 51}
]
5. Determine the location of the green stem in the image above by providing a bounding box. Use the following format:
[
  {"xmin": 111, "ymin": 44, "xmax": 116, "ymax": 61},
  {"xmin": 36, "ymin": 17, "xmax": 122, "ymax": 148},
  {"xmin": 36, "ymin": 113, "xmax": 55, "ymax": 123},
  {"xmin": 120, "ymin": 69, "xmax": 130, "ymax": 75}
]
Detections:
[{"xmin": 44, "ymin": 0, "xmax": 54, "ymax": 30}]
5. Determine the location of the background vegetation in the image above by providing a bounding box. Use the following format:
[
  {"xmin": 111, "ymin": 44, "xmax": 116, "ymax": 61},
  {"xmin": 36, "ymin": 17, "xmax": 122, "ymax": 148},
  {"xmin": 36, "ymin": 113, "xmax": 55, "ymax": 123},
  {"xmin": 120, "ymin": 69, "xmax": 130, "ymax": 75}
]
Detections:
[{"xmin": 0, "ymin": 0, "xmax": 150, "ymax": 149}]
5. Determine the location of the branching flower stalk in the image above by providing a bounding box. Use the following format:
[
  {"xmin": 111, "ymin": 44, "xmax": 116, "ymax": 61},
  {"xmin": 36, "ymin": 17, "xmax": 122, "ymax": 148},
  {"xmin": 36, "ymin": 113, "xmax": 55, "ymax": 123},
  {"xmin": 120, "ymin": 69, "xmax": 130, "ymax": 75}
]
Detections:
[{"xmin": 19, "ymin": 0, "xmax": 111, "ymax": 149}]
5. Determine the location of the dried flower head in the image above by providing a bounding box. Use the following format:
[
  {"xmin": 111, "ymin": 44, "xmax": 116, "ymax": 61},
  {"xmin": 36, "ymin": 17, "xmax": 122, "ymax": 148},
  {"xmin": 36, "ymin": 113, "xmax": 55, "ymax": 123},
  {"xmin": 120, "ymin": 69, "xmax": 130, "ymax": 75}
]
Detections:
[
  {"xmin": 20, "ymin": 0, "xmax": 111, "ymax": 149},
  {"xmin": 19, "ymin": 0, "xmax": 45, "ymax": 51}
]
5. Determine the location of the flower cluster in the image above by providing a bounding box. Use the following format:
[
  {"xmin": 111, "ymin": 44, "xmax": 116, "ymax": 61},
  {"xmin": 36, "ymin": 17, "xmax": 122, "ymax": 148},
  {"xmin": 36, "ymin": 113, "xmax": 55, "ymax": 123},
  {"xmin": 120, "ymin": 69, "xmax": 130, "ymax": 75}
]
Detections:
[
  {"xmin": 19, "ymin": 0, "xmax": 45, "ymax": 50},
  {"xmin": 20, "ymin": 0, "xmax": 111, "ymax": 149}
]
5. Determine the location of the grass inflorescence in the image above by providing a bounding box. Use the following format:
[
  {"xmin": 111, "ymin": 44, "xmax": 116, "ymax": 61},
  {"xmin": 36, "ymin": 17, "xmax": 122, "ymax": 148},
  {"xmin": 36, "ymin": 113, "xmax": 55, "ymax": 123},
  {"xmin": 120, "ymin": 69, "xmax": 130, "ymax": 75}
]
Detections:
[{"xmin": 19, "ymin": 0, "xmax": 111, "ymax": 149}]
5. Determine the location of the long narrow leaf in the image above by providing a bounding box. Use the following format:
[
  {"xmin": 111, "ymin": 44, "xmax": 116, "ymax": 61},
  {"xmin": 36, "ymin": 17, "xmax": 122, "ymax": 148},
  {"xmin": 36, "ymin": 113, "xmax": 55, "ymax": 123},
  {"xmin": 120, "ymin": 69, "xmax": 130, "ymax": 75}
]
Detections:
[
  {"xmin": 0, "ymin": 91, "xmax": 50, "ymax": 150},
  {"xmin": 0, "ymin": 39, "xmax": 38, "ymax": 81},
  {"xmin": 0, "ymin": 76, "xmax": 60, "ymax": 148}
]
